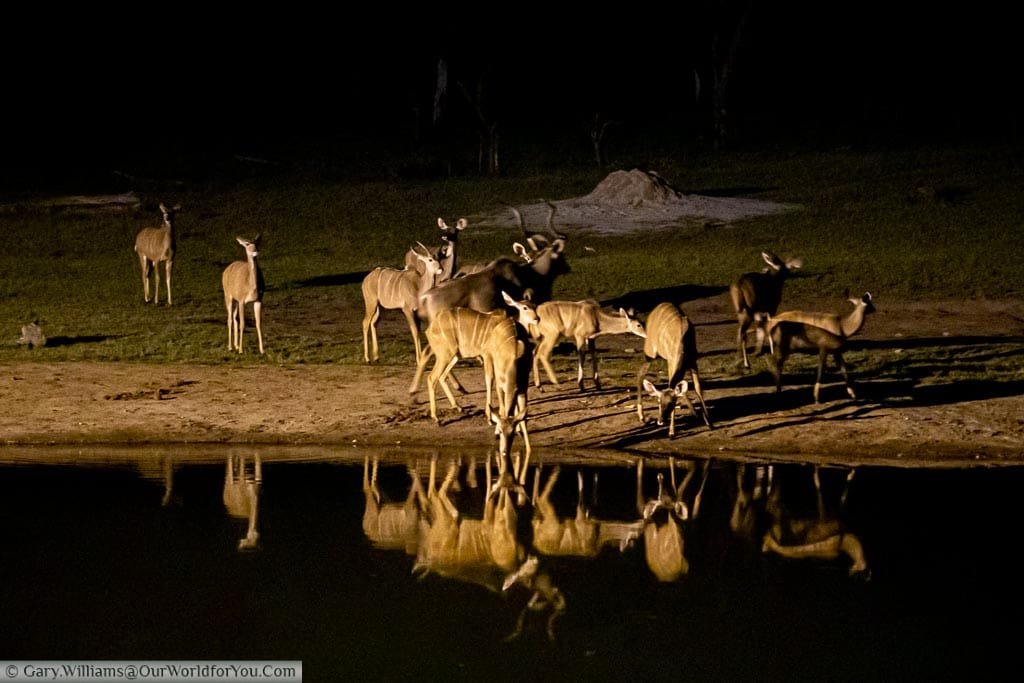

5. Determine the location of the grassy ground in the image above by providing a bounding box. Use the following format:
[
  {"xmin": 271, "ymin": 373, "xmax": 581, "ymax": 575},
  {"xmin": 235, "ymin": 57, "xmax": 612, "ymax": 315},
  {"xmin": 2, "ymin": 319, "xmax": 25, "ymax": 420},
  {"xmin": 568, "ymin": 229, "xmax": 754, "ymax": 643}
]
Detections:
[{"xmin": 1, "ymin": 143, "xmax": 1022, "ymax": 367}]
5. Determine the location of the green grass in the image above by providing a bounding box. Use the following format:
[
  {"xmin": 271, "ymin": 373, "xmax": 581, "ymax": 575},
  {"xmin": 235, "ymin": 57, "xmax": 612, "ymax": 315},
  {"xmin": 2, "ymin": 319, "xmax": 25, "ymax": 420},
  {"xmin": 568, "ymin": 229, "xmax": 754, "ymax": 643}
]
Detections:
[{"xmin": 2, "ymin": 143, "xmax": 1022, "ymax": 366}]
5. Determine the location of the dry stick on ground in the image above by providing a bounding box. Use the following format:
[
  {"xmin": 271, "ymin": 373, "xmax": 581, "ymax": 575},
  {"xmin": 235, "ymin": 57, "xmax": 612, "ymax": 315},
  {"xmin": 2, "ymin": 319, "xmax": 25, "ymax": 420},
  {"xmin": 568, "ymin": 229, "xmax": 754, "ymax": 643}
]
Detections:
[
  {"xmin": 637, "ymin": 303, "xmax": 713, "ymax": 437},
  {"xmin": 729, "ymin": 251, "xmax": 802, "ymax": 368},
  {"xmin": 531, "ymin": 300, "xmax": 646, "ymax": 391},
  {"xmin": 134, "ymin": 202, "xmax": 180, "ymax": 305},
  {"xmin": 768, "ymin": 291, "xmax": 876, "ymax": 403},
  {"xmin": 222, "ymin": 235, "xmax": 265, "ymax": 354}
]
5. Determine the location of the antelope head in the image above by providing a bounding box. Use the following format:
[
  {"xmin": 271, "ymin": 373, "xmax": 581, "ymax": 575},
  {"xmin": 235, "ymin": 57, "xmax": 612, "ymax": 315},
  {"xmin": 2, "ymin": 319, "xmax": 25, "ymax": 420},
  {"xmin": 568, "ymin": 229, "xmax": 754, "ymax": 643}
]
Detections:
[
  {"xmin": 643, "ymin": 378, "xmax": 688, "ymax": 427},
  {"xmin": 620, "ymin": 308, "xmax": 647, "ymax": 338}
]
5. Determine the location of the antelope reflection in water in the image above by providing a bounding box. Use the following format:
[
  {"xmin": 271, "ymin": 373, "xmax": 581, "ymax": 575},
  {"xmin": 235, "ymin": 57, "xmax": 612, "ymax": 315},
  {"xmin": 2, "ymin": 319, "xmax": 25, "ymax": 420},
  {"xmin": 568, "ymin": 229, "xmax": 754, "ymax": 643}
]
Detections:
[
  {"xmin": 639, "ymin": 457, "xmax": 710, "ymax": 582},
  {"xmin": 530, "ymin": 464, "xmax": 644, "ymax": 559},
  {"xmin": 413, "ymin": 455, "xmax": 532, "ymax": 591},
  {"xmin": 745, "ymin": 464, "xmax": 869, "ymax": 578},
  {"xmin": 362, "ymin": 456, "xmax": 426, "ymax": 555},
  {"xmin": 223, "ymin": 454, "xmax": 262, "ymax": 551},
  {"xmin": 762, "ymin": 466, "xmax": 869, "ymax": 577}
]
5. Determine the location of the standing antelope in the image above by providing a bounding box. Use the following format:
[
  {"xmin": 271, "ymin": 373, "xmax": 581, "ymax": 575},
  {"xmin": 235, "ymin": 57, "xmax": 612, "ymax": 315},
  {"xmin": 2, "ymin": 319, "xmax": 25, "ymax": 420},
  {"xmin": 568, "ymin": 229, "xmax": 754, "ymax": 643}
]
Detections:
[
  {"xmin": 222, "ymin": 235, "xmax": 265, "ymax": 354},
  {"xmin": 768, "ymin": 291, "xmax": 875, "ymax": 402},
  {"xmin": 531, "ymin": 300, "xmax": 646, "ymax": 391},
  {"xmin": 361, "ymin": 245, "xmax": 443, "ymax": 363},
  {"xmin": 417, "ymin": 237, "xmax": 570, "ymax": 324},
  {"xmin": 134, "ymin": 202, "xmax": 180, "ymax": 305},
  {"xmin": 637, "ymin": 303, "xmax": 713, "ymax": 437},
  {"xmin": 418, "ymin": 292, "xmax": 538, "ymax": 425},
  {"xmin": 730, "ymin": 252, "xmax": 802, "ymax": 368},
  {"xmin": 405, "ymin": 217, "xmax": 467, "ymax": 281}
]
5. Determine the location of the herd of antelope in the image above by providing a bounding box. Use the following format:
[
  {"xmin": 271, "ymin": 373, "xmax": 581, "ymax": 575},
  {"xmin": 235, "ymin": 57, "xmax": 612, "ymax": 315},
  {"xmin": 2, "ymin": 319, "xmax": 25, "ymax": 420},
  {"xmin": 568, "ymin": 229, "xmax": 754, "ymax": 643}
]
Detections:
[{"xmin": 134, "ymin": 202, "xmax": 875, "ymax": 449}]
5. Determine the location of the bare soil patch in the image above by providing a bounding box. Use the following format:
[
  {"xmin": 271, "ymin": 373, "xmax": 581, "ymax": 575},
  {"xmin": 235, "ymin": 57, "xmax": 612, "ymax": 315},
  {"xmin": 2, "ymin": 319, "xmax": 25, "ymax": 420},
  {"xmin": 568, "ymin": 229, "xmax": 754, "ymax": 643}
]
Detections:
[{"xmin": 2, "ymin": 296, "xmax": 1022, "ymax": 468}]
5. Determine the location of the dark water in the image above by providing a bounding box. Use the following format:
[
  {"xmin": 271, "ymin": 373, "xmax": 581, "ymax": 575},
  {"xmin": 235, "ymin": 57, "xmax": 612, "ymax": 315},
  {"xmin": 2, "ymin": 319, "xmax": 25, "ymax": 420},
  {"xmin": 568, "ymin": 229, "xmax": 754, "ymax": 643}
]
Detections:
[{"xmin": 1, "ymin": 450, "xmax": 1021, "ymax": 681}]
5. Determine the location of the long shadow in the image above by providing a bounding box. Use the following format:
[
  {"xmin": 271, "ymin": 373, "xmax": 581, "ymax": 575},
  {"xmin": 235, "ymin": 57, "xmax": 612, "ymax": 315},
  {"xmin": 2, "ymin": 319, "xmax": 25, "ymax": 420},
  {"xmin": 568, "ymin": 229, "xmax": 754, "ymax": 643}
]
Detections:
[
  {"xmin": 686, "ymin": 185, "xmax": 778, "ymax": 197},
  {"xmin": 279, "ymin": 271, "xmax": 371, "ymax": 289},
  {"xmin": 46, "ymin": 334, "xmax": 126, "ymax": 347},
  {"xmin": 853, "ymin": 335, "xmax": 1024, "ymax": 351},
  {"xmin": 911, "ymin": 379, "xmax": 1024, "ymax": 407},
  {"xmin": 601, "ymin": 284, "xmax": 729, "ymax": 313},
  {"xmin": 729, "ymin": 404, "xmax": 885, "ymax": 439}
]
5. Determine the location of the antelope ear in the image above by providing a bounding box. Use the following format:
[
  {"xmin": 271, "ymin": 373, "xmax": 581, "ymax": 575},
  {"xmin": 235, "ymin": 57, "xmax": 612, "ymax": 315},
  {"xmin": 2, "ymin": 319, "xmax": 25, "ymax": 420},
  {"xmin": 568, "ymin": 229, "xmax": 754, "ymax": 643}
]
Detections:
[
  {"xmin": 761, "ymin": 252, "xmax": 780, "ymax": 270},
  {"xmin": 253, "ymin": 233, "xmax": 262, "ymax": 245},
  {"xmin": 863, "ymin": 292, "xmax": 873, "ymax": 303},
  {"xmin": 437, "ymin": 217, "xmax": 446, "ymax": 228},
  {"xmin": 455, "ymin": 218, "xmax": 468, "ymax": 230},
  {"xmin": 787, "ymin": 258, "xmax": 802, "ymax": 270},
  {"xmin": 642, "ymin": 378, "xmax": 659, "ymax": 397},
  {"xmin": 236, "ymin": 236, "xmax": 247, "ymax": 246},
  {"xmin": 673, "ymin": 380, "xmax": 689, "ymax": 396},
  {"xmin": 490, "ymin": 412, "xmax": 501, "ymax": 426},
  {"xmin": 501, "ymin": 291, "xmax": 516, "ymax": 306},
  {"xmin": 159, "ymin": 202, "xmax": 168, "ymax": 213},
  {"xmin": 619, "ymin": 307, "xmax": 629, "ymax": 318},
  {"xmin": 513, "ymin": 242, "xmax": 528, "ymax": 257}
]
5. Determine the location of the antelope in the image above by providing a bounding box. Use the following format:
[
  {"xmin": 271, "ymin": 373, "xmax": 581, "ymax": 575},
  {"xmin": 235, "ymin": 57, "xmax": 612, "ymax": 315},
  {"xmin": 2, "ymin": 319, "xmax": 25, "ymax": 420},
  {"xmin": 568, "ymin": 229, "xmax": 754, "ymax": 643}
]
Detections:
[
  {"xmin": 531, "ymin": 300, "xmax": 646, "ymax": 391},
  {"xmin": 362, "ymin": 456, "xmax": 427, "ymax": 555},
  {"xmin": 730, "ymin": 252, "xmax": 802, "ymax": 368},
  {"xmin": 456, "ymin": 203, "xmax": 563, "ymax": 278},
  {"xmin": 417, "ymin": 292, "xmax": 538, "ymax": 426},
  {"xmin": 404, "ymin": 217, "xmax": 467, "ymax": 281},
  {"xmin": 761, "ymin": 465, "xmax": 869, "ymax": 577},
  {"xmin": 530, "ymin": 465, "xmax": 644, "ymax": 560},
  {"xmin": 223, "ymin": 454, "xmax": 262, "ymax": 551},
  {"xmin": 639, "ymin": 457, "xmax": 710, "ymax": 582},
  {"xmin": 767, "ymin": 291, "xmax": 876, "ymax": 402},
  {"xmin": 413, "ymin": 457, "xmax": 529, "ymax": 590},
  {"xmin": 222, "ymin": 235, "xmax": 266, "ymax": 354},
  {"xmin": 417, "ymin": 236, "xmax": 569, "ymax": 325},
  {"xmin": 636, "ymin": 302, "xmax": 713, "ymax": 437},
  {"xmin": 134, "ymin": 202, "xmax": 180, "ymax": 305},
  {"xmin": 454, "ymin": 240, "xmax": 535, "ymax": 279},
  {"xmin": 360, "ymin": 244, "xmax": 443, "ymax": 363}
]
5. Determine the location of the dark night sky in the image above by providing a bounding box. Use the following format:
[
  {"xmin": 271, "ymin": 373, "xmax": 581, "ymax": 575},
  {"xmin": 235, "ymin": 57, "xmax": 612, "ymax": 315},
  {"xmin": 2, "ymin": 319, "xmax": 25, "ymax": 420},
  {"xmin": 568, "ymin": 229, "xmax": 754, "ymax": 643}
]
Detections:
[{"xmin": 2, "ymin": 5, "xmax": 1017, "ymax": 186}]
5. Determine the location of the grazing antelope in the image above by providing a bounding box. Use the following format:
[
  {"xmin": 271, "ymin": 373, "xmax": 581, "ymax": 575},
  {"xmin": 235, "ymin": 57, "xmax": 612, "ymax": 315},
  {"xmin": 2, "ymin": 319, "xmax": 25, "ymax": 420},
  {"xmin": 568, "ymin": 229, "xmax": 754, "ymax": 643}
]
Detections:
[
  {"xmin": 531, "ymin": 300, "xmax": 646, "ymax": 391},
  {"xmin": 639, "ymin": 457, "xmax": 710, "ymax": 582},
  {"xmin": 762, "ymin": 466, "xmax": 868, "ymax": 578},
  {"xmin": 223, "ymin": 454, "xmax": 262, "ymax": 551},
  {"xmin": 362, "ymin": 456, "xmax": 427, "ymax": 555},
  {"xmin": 636, "ymin": 303, "xmax": 712, "ymax": 437},
  {"xmin": 730, "ymin": 252, "xmax": 802, "ymax": 368},
  {"xmin": 417, "ymin": 292, "xmax": 538, "ymax": 425},
  {"xmin": 405, "ymin": 217, "xmax": 467, "ymax": 281},
  {"xmin": 222, "ymin": 235, "xmax": 266, "ymax": 354},
  {"xmin": 768, "ymin": 291, "xmax": 876, "ymax": 402},
  {"xmin": 361, "ymin": 245, "xmax": 443, "ymax": 363},
  {"xmin": 134, "ymin": 202, "xmax": 180, "ymax": 305}
]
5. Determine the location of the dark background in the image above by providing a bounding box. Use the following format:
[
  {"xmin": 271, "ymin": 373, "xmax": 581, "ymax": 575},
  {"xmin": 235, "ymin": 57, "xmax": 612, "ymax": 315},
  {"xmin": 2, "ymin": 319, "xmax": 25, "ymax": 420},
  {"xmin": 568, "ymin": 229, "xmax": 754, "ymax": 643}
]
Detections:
[{"xmin": 3, "ymin": 4, "xmax": 1018, "ymax": 189}]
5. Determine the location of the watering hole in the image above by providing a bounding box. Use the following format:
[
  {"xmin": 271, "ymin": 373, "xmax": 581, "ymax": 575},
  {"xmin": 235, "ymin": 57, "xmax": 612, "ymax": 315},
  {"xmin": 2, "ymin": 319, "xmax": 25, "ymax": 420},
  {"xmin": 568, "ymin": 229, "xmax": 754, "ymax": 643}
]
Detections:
[{"xmin": 2, "ymin": 446, "xmax": 1021, "ymax": 679}]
